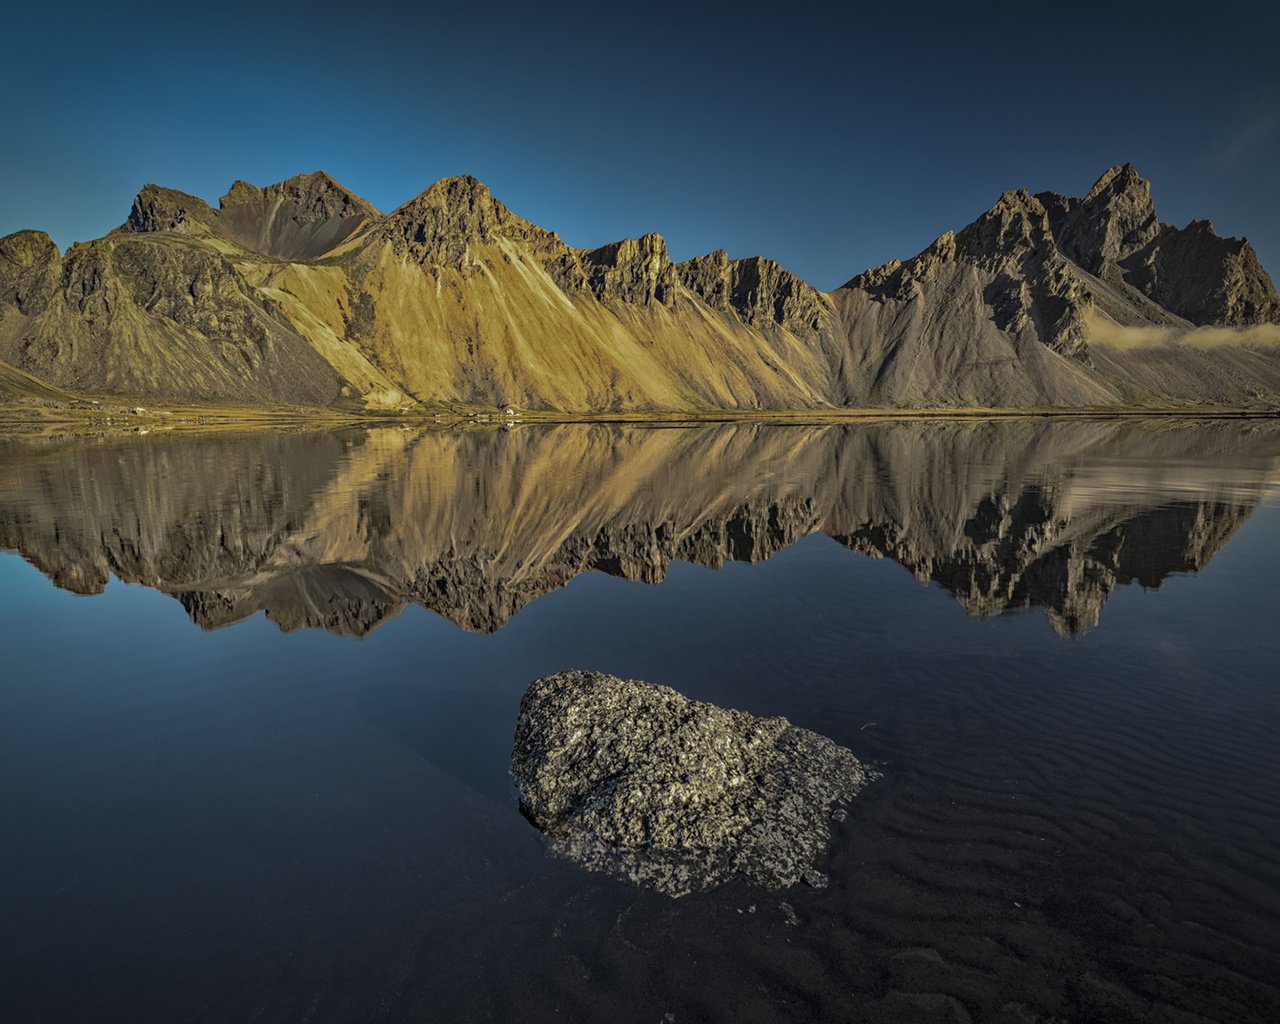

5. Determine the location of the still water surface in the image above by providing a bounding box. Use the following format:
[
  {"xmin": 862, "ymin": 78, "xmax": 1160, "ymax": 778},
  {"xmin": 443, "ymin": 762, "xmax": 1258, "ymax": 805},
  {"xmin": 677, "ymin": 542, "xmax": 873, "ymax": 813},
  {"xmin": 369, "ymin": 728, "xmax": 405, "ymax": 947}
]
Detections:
[{"xmin": 2, "ymin": 420, "xmax": 1279, "ymax": 1023}]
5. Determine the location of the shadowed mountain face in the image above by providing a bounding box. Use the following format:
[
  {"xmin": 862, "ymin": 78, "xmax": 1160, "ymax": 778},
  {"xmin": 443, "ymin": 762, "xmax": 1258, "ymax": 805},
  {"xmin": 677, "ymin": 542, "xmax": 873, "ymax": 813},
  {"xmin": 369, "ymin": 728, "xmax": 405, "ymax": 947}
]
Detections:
[
  {"xmin": 832, "ymin": 166, "xmax": 1280, "ymax": 407},
  {"xmin": 1, "ymin": 166, "xmax": 1278, "ymax": 411},
  {"xmin": 2, "ymin": 421, "xmax": 1277, "ymax": 637}
]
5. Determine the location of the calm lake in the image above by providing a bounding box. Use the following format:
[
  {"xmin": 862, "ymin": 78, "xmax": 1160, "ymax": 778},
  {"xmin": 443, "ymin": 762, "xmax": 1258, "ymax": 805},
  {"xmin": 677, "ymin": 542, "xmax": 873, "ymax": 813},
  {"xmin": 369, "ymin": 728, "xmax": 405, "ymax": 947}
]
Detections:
[{"xmin": 2, "ymin": 419, "xmax": 1279, "ymax": 1023}]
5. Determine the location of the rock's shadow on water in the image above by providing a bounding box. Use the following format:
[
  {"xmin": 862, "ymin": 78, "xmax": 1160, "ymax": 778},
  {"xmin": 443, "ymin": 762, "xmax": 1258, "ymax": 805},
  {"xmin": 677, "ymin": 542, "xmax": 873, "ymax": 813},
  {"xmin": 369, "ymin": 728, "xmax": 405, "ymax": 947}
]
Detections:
[{"xmin": 510, "ymin": 670, "xmax": 879, "ymax": 897}]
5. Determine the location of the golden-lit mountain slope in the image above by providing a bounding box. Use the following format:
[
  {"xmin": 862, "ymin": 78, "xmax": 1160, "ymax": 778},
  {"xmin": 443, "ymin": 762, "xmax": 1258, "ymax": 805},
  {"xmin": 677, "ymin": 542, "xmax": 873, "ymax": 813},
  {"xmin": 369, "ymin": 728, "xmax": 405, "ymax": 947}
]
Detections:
[
  {"xmin": 1, "ymin": 174, "xmax": 842, "ymax": 411},
  {"xmin": 2, "ymin": 166, "xmax": 1278, "ymax": 411}
]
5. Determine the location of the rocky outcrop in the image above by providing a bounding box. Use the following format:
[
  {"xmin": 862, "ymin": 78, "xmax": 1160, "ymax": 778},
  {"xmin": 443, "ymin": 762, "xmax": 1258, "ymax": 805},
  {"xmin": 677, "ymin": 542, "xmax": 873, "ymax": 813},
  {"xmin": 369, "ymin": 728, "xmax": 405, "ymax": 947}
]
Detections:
[
  {"xmin": 1120, "ymin": 221, "xmax": 1280, "ymax": 326},
  {"xmin": 1038, "ymin": 163, "xmax": 1161, "ymax": 275},
  {"xmin": 510, "ymin": 670, "xmax": 878, "ymax": 896},
  {"xmin": 579, "ymin": 233, "xmax": 675, "ymax": 306},
  {"xmin": 0, "ymin": 230, "xmax": 62, "ymax": 316},
  {"xmin": 118, "ymin": 184, "xmax": 222, "ymax": 237},
  {"xmin": 677, "ymin": 250, "xmax": 834, "ymax": 333},
  {"xmin": 376, "ymin": 175, "xmax": 572, "ymax": 273}
]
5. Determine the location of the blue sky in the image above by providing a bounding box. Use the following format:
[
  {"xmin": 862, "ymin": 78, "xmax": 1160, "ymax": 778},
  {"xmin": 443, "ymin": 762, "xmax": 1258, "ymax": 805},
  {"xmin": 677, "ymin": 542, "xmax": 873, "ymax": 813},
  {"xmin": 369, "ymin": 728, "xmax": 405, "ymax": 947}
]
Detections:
[{"xmin": 2, "ymin": 1, "xmax": 1277, "ymax": 290}]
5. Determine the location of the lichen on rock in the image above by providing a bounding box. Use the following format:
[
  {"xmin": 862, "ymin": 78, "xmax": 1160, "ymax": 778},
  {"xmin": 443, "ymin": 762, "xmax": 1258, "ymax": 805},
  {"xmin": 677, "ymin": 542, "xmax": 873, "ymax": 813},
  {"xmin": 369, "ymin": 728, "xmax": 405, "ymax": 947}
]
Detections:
[{"xmin": 510, "ymin": 670, "xmax": 878, "ymax": 897}]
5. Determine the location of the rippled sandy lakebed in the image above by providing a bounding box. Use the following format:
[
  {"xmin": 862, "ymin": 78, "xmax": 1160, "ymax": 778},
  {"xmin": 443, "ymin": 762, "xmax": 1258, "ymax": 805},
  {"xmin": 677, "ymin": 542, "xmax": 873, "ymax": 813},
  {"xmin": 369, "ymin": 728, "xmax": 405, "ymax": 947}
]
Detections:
[{"xmin": 2, "ymin": 418, "xmax": 1279, "ymax": 1023}]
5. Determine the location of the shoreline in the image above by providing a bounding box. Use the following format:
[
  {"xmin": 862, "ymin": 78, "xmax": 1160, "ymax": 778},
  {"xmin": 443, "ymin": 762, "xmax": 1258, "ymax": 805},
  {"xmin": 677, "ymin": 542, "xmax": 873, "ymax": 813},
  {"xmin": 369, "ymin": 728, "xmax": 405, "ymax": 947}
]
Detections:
[{"xmin": 2, "ymin": 398, "xmax": 1279, "ymax": 437}]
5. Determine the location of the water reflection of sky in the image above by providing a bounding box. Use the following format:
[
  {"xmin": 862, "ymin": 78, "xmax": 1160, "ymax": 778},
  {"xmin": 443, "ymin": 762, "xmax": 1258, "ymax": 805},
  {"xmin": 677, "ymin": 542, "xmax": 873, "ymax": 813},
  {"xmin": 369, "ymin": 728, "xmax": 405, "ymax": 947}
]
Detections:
[{"xmin": 2, "ymin": 424, "xmax": 1280, "ymax": 1023}]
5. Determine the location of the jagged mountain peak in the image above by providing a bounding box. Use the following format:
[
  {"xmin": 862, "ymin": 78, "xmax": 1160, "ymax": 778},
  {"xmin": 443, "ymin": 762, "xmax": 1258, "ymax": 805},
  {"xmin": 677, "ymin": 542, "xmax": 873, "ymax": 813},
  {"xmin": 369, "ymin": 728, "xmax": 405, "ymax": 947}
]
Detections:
[
  {"xmin": 995, "ymin": 187, "xmax": 1042, "ymax": 209},
  {"xmin": 220, "ymin": 178, "xmax": 265, "ymax": 206},
  {"xmin": 1041, "ymin": 162, "xmax": 1159, "ymax": 274},
  {"xmin": 957, "ymin": 188, "xmax": 1055, "ymax": 260},
  {"xmin": 119, "ymin": 184, "xmax": 220, "ymax": 236},
  {"xmin": 215, "ymin": 171, "xmax": 380, "ymax": 261},
  {"xmin": 218, "ymin": 169, "xmax": 368, "ymax": 208},
  {"xmin": 424, "ymin": 173, "xmax": 493, "ymax": 198},
  {"xmin": 5, "ymin": 165, "xmax": 1280, "ymax": 414},
  {"xmin": 392, "ymin": 175, "xmax": 505, "ymax": 221},
  {"xmin": 1084, "ymin": 162, "xmax": 1150, "ymax": 202},
  {"xmin": 377, "ymin": 175, "xmax": 568, "ymax": 270}
]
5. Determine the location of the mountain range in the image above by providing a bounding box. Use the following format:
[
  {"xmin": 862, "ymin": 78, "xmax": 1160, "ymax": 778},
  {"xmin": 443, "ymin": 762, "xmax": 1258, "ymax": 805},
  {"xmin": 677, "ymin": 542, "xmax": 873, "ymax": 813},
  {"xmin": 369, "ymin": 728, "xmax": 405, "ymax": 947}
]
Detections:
[{"xmin": 2, "ymin": 166, "xmax": 1279, "ymax": 412}]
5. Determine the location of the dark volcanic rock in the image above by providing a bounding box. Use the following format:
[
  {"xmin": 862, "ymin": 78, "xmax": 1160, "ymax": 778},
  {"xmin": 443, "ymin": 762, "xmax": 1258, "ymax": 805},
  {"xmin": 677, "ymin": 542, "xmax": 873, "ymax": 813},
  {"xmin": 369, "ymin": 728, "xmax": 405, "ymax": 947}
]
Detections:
[
  {"xmin": 118, "ymin": 184, "xmax": 221, "ymax": 237},
  {"xmin": 510, "ymin": 670, "xmax": 878, "ymax": 897},
  {"xmin": 1036, "ymin": 165, "xmax": 1280, "ymax": 326},
  {"xmin": 1120, "ymin": 220, "xmax": 1280, "ymax": 326},
  {"xmin": 677, "ymin": 249, "xmax": 832, "ymax": 333},
  {"xmin": 215, "ymin": 171, "xmax": 382, "ymax": 261},
  {"xmin": 1038, "ymin": 163, "xmax": 1161, "ymax": 275},
  {"xmin": 117, "ymin": 174, "xmax": 380, "ymax": 262}
]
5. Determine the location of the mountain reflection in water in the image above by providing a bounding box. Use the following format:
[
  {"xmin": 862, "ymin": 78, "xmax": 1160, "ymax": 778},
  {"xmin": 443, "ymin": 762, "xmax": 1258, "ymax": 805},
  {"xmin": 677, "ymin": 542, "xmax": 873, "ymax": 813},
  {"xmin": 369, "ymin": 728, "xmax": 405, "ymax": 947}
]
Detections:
[{"xmin": 1, "ymin": 419, "xmax": 1278, "ymax": 637}]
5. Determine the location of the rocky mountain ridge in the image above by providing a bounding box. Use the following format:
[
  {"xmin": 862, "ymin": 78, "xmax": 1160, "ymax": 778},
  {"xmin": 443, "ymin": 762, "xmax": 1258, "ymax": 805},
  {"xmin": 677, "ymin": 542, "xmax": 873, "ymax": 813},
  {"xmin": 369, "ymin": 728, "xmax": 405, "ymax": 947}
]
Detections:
[{"xmin": 1, "ymin": 165, "xmax": 1278, "ymax": 411}]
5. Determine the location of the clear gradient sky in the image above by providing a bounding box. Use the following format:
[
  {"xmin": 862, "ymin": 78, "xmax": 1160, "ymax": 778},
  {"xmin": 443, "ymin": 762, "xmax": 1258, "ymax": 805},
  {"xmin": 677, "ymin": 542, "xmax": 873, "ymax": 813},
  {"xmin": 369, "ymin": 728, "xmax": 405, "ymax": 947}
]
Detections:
[{"xmin": 2, "ymin": 1, "xmax": 1277, "ymax": 291}]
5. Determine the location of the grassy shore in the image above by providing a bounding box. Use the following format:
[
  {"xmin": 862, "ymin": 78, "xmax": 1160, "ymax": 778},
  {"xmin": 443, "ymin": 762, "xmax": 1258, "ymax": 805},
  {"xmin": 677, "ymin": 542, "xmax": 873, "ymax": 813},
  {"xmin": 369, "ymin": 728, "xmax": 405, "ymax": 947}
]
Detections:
[{"xmin": 2, "ymin": 389, "xmax": 1278, "ymax": 439}]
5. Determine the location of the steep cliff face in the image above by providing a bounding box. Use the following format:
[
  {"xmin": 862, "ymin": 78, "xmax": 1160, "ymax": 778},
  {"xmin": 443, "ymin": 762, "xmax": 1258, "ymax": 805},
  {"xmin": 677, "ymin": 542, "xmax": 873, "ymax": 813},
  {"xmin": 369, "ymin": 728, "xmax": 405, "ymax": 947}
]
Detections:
[
  {"xmin": 676, "ymin": 249, "xmax": 836, "ymax": 335},
  {"xmin": 580, "ymin": 234, "xmax": 676, "ymax": 306},
  {"xmin": 1038, "ymin": 163, "xmax": 1162, "ymax": 275},
  {"xmin": 1119, "ymin": 221, "xmax": 1280, "ymax": 326},
  {"xmin": 1033, "ymin": 164, "xmax": 1279, "ymax": 326}
]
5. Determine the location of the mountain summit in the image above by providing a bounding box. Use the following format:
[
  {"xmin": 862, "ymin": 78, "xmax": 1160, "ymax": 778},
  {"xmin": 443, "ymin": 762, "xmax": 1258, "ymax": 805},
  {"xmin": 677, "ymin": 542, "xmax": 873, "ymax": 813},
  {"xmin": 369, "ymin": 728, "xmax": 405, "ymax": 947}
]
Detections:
[{"xmin": 2, "ymin": 166, "xmax": 1278, "ymax": 412}]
